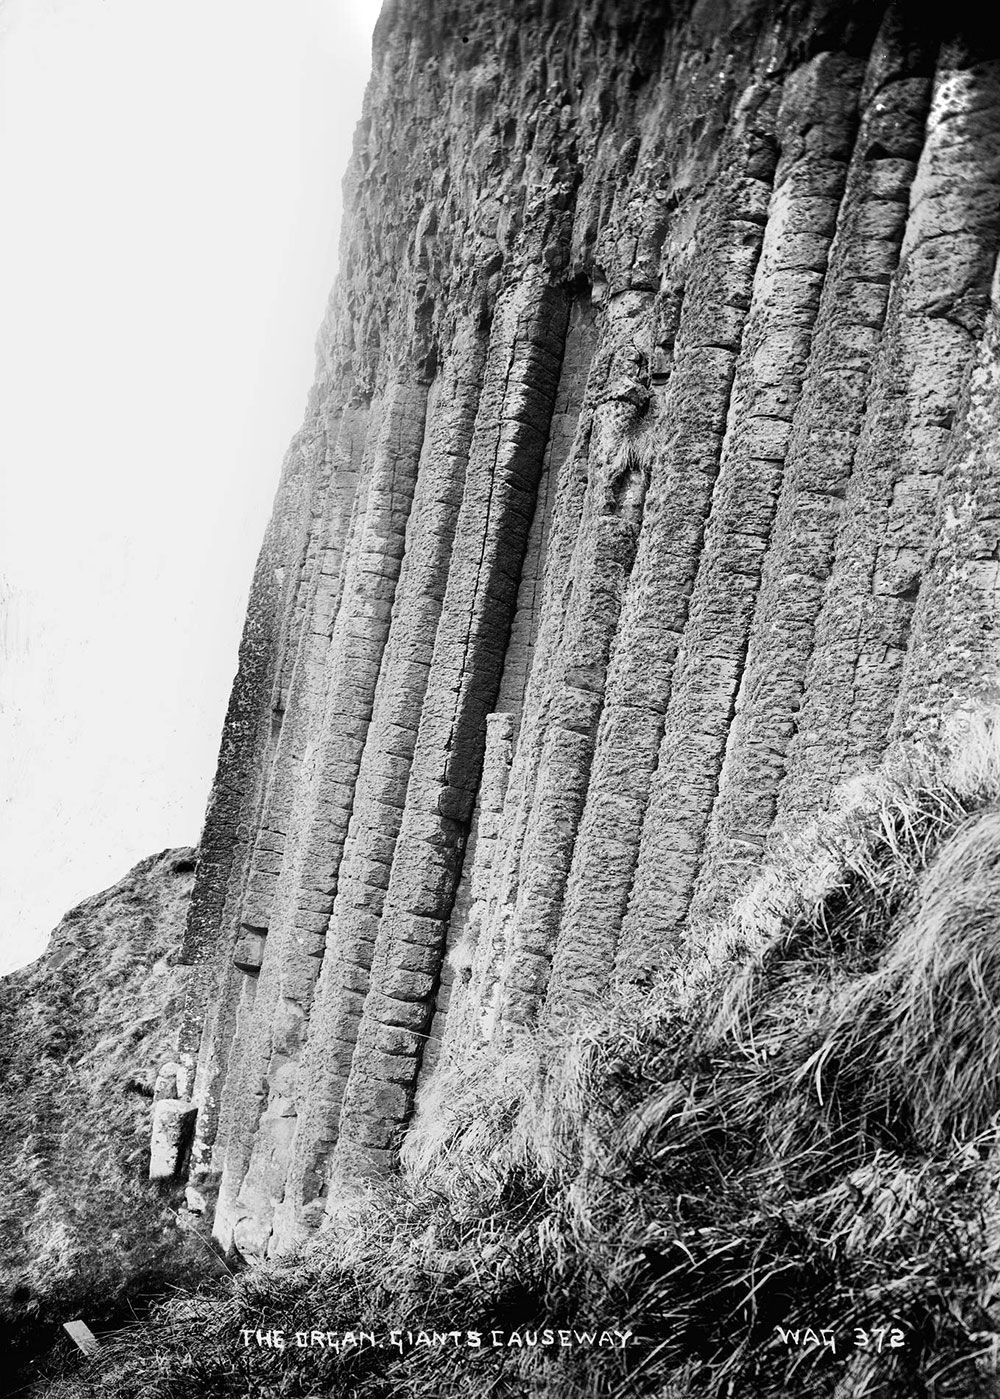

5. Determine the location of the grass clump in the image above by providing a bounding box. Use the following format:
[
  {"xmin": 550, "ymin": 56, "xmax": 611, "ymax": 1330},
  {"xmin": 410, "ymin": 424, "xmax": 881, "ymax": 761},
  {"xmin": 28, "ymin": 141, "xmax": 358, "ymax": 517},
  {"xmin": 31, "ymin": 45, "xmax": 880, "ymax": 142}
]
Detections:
[{"xmin": 35, "ymin": 711, "xmax": 1000, "ymax": 1398}]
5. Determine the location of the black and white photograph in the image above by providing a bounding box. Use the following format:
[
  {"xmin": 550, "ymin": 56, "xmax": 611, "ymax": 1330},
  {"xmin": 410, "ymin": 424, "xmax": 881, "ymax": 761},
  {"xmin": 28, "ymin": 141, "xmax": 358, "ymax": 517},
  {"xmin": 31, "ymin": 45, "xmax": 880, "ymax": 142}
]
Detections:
[{"xmin": 3, "ymin": 1, "xmax": 1000, "ymax": 1395}]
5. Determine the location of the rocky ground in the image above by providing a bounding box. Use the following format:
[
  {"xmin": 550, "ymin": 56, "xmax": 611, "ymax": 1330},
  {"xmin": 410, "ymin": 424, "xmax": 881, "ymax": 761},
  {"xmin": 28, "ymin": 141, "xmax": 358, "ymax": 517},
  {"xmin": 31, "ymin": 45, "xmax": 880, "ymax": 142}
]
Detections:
[{"xmin": 0, "ymin": 849, "xmax": 219, "ymax": 1387}]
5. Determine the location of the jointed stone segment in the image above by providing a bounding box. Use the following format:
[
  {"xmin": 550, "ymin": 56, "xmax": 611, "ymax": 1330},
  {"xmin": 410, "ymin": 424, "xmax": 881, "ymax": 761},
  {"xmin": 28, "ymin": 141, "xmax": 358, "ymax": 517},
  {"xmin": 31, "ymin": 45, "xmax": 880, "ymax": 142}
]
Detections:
[
  {"xmin": 621, "ymin": 51, "xmax": 867, "ymax": 968},
  {"xmin": 331, "ymin": 272, "xmax": 571, "ymax": 1188},
  {"xmin": 775, "ymin": 56, "xmax": 1000, "ymax": 836},
  {"xmin": 283, "ymin": 322, "xmax": 491, "ymax": 1238},
  {"xmin": 690, "ymin": 16, "xmax": 936, "ymax": 925},
  {"xmin": 217, "ymin": 376, "xmax": 430, "ymax": 1256},
  {"xmin": 171, "ymin": 1, "xmax": 1000, "ymax": 1259},
  {"xmin": 431, "ymin": 709, "xmax": 516, "ymax": 1071},
  {"xmin": 544, "ymin": 98, "xmax": 783, "ymax": 1014},
  {"xmin": 893, "ymin": 258, "xmax": 1000, "ymax": 735}
]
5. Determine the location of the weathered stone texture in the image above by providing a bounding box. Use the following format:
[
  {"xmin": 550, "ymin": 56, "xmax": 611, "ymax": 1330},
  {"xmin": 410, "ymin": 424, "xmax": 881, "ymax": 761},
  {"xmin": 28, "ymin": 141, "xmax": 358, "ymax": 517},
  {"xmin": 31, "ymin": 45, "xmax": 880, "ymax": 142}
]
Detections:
[
  {"xmin": 0, "ymin": 850, "xmax": 201, "ymax": 1333},
  {"xmin": 172, "ymin": 1, "xmax": 1000, "ymax": 1257},
  {"xmin": 773, "ymin": 55, "xmax": 1000, "ymax": 841},
  {"xmin": 893, "ymin": 255, "xmax": 1000, "ymax": 734},
  {"xmin": 690, "ymin": 26, "xmax": 936, "ymax": 925},
  {"xmin": 149, "ymin": 1099, "xmax": 198, "ymax": 1182}
]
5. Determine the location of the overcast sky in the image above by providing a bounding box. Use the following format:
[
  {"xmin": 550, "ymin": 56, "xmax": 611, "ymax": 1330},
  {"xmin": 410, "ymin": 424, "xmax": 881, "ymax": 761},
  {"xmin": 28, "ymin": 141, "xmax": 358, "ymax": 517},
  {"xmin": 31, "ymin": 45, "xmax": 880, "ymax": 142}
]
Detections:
[{"xmin": 0, "ymin": 0, "xmax": 383, "ymax": 972}]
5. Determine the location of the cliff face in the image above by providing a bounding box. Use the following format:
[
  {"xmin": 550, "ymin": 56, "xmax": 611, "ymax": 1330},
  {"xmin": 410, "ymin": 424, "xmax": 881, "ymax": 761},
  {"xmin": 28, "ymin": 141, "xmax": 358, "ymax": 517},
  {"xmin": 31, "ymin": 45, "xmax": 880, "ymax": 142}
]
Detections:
[
  {"xmin": 177, "ymin": 0, "xmax": 1000, "ymax": 1260},
  {"xmin": 0, "ymin": 850, "xmax": 204, "ymax": 1360}
]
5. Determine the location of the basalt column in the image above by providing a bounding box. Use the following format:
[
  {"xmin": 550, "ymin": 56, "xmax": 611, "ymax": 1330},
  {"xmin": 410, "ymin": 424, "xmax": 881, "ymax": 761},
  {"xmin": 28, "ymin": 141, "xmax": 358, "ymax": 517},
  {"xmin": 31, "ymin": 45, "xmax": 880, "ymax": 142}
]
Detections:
[
  {"xmin": 539, "ymin": 92, "xmax": 782, "ymax": 1019},
  {"xmin": 175, "ymin": 2, "xmax": 1000, "ymax": 1258},
  {"xmin": 188, "ymin": 397, "xmax": 370, "ymax": 1187},
  {"xmin": 238, "ymin": 401, "xmax": 371, "ymax": 950},
  {"xmin": 440, "ymin": 296, "xmax": 600, "ymax": 1057},
  {"xmin": 773, "ymin": 53, "xmax": 1000, "ymax": 836},
  {"xmin": 271, "ymin": 320, "xmax": 491, "ymax": 1245},
  {"xmin": 328, "ymin": 271, "xmax": 570, "ymax": 1186},
  {"xmin": 688, "ymin": 13, "xmax": 937, "ymax": 928},
  {"xmin": 215, "ymin": 375, "xmax": 430, "ymax": 1256},
  {"xmin": 182, "ymin": 406, "xmax": 333, "ymax": 1184},
  {"xmin": 618, "ymin": 52, "xmax": 865, "ymax": 972},
  {"xmin": 892, "ymin": 254, "xmax": 1000, "ymax": 735}
]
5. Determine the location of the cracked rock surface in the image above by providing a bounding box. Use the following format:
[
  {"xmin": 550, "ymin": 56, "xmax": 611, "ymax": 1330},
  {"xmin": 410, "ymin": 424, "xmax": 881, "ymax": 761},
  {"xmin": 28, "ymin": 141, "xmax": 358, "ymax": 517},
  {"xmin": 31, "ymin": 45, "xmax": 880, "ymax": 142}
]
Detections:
[{"xmin": 172, "ymin": 1, "xmax": 1000, "ymax": 1259}]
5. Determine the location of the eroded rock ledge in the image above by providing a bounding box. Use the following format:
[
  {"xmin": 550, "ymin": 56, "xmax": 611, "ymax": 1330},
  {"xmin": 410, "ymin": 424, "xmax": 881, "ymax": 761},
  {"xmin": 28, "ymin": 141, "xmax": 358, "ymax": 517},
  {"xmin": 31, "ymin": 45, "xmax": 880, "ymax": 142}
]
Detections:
[{"xmin": 172, "ymin": 0, "xmax": 1000, "ymax": 1259}]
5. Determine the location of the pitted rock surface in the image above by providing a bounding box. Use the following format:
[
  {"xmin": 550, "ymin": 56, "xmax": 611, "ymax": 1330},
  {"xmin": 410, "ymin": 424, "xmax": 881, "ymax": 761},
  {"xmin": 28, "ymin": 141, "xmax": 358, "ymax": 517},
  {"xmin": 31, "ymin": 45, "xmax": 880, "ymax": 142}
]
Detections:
[{"xmin": 171, "ymin": 1, "xmax": 1000, "ymax": 1258}]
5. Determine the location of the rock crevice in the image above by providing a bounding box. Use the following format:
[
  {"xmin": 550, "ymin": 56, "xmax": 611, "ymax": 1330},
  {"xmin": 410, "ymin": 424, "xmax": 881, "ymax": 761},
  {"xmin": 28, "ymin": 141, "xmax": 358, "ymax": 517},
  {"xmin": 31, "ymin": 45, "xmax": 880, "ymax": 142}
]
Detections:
[{"xmin": 171, "ymin": 1, "xmax": 1000, "ymax": 1258}]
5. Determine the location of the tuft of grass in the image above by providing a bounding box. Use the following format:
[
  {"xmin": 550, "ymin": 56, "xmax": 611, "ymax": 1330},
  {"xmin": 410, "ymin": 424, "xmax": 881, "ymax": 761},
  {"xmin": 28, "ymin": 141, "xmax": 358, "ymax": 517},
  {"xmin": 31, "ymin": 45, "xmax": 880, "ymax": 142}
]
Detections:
[{"xmin": 31, "ymin": 710, "xmax": 1000, "ymax": 1398}]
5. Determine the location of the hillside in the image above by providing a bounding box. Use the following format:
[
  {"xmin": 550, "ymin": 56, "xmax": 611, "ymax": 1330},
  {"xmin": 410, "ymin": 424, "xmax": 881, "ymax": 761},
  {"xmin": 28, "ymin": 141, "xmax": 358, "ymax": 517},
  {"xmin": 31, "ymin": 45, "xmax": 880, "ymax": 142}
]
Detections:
[
  {"xmin": 32, "ymin": 714, "xmax": 1000, "ymax": 1397},
  {"xmin": 0, "ymin": 850, "xmax": 215, "ymax": 1380}
]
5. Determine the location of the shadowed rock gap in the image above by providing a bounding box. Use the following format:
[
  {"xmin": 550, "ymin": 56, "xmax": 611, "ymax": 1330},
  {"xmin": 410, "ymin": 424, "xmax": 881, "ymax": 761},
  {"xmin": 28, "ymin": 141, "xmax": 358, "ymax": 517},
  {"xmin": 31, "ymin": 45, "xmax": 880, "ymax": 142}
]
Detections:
[{"xmin": 163, "ymin": 1, "xmax": 1000, "ymax": 1263}]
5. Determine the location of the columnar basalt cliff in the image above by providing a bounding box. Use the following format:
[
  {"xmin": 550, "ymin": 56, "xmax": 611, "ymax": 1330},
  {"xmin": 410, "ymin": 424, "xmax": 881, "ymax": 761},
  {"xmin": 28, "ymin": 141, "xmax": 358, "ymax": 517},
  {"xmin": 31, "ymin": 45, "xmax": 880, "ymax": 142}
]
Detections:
[{"xmin": 174, "ymin": 0, "xmax": 1000, "ymax": 1260}]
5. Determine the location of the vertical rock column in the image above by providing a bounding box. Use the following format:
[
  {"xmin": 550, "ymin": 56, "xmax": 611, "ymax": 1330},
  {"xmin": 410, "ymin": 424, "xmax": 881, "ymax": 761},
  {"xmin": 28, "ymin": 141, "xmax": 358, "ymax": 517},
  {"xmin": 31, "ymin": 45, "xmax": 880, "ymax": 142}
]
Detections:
[
  {"xmin": 420, "ymin": 710, "xmax": 515, "ymax": 1082},
  {"xmin": 196, "ymin": 401, "xmax": 371, "ymax": 1192},
  {"xmin": 328, "ymin": 271, "xmax": 570, "ymax": 1183},
  {"xmin": 688, "ymin": 21, "xmax": 935, "ymax": 925},
  {"xmin": 182, "ymin": 417, "xmax": 325, "ymax": 1185},
  {"xmin": 179, "ymin": 428, "xmax": 309, "ymax": 964},
  {"xmin": 491, "ymin": 306, "xmax": 597, "ymax": 721},
  {"xmin": 275, "ymin": 320, "xmax": 489, "ymax": 1244},
  {"xmin": 485, "ymin": 293, "xmax": 656, "ymax": 1034},
  {"xmin": 240, "ymin": 402, "xmax": 370, "ymax": 943},
  {"xmin": 449, "ymin": 299, "xmax": 600, "ymax": 1045},
  {"xmin": 213, "ymin": 377, "xmax": 429, "ymax": 1256},
  {"xmin": 617, "ymin": 54, "xmax": 866, "ymax": 972},
  {"xmin": 892, "ymin": 255, "xmax": 1000, "ymax": 733},
  {"xmin": 773, "ymin": 56, "xmax": 1000, "ymax": 834},
  {"xmin": 535, "ymin": 90, "xmax": 782, "ymax": 1015}
]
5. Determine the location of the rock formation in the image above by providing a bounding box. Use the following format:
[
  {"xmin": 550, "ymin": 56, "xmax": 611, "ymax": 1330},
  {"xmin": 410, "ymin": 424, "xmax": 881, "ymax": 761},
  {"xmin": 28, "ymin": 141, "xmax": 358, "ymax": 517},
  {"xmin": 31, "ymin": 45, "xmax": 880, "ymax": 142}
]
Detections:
[
  {"xmin": 173, "ymin": 0, "xmax": 1000, "ymax": 1260},
  {"xmin": 0, "ymin": 850, "xmax": 206, "ymax": 1365}
]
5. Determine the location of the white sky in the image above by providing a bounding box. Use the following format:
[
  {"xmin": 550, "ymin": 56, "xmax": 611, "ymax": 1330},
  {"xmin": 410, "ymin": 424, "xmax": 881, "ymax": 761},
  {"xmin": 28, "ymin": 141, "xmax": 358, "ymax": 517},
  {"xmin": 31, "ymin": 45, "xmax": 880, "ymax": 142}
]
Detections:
[{"xmin": 0, "ymin": 0, "xmax": 383, "ymax": 972}]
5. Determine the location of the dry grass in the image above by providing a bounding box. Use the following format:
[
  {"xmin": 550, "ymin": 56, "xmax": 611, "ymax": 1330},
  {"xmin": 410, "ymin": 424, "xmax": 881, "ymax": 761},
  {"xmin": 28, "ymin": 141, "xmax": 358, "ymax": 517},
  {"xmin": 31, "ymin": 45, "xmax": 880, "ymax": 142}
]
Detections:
[{"xmin": 32, "ymin": 711, "xmax": 1000, "ymax": 1398}]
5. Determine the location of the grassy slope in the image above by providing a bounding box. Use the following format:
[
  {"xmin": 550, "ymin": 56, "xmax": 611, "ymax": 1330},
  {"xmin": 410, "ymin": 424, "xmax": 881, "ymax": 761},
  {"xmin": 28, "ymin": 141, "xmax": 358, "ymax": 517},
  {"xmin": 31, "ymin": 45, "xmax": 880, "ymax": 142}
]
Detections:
[
  {"xmin": 0, "ymin": 849, "xmax": 218, "ymax": 1384},
  {"xmin": 36, "ymin": 714, "xmax": 1000, "ymax": 1399}
]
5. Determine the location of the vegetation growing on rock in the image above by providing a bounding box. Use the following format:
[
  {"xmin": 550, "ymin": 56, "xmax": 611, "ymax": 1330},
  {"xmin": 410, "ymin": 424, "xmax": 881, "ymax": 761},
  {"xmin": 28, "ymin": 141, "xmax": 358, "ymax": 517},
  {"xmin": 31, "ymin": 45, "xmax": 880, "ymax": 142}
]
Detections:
[
  {"xmin": 35, "ymin": 716, "xmax": 1000, "ymax": 1397},
  {"xmin": 176, "ymin": 0, "xmax": 1000, "ymax": 1260}
]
